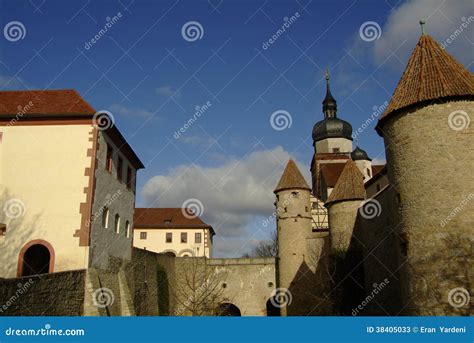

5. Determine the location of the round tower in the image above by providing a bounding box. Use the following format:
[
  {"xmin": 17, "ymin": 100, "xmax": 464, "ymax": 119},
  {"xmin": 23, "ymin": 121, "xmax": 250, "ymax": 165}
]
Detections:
[
  {"xmin": 351, "ymin": 147, "xmax": 372, "ymax": 181},
  {"xmin": 376, "ymin": 32, "xmax": 474, "ymax": 315},
  {"xmin": 325, "ymin": 160, "xmax": 366, "ymax": 253},
  {"xmin": 274, "ymin": 159, "xmax": 313, "ymax": 316}
]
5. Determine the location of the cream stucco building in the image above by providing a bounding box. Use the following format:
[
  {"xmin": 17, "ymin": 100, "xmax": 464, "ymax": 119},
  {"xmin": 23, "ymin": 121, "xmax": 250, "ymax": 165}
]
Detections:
[
  {"xmin": 133, "ymin": 208, "xmax": 215, "ymax": 257},
  {"xmin": 0, "ymin": 89, "xmax": 143, "ymax": 279}
]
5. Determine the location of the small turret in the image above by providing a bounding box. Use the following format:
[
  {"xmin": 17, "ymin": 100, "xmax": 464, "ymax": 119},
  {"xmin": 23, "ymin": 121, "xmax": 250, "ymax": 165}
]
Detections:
[
  {"xmin": 325, "ymin": 160, "xmax": 366, "ymax": 253},
  {"xmin": 351, "ymin": 147, "xmax": 372, "ymax": 180}
]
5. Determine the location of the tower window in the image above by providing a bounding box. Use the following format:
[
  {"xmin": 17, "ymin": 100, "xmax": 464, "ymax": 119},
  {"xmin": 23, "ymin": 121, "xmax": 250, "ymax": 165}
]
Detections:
[
  {"xmin": 126, "ymin": 167, "xmax": 133, "ymax": 189},
  {"xmin": 114, "ymin": 214, "xmax": 120, "ymax": 233},
  {"xmin": 106, "ymin": 145, "xmax": 113, "ymax": 172},
  {"xmin": 367, "ymin": 168, "xmax": 371, "ymax": 177},
  {"xmin": 125, "ymin": 221, "xmax": 130, "ymax": 238},
  {"xmin": 117, "ymin": 156, "xmax": 123, "ymax": 182},
  {"xmin": 376, "ymin": 184, "xmax": 381, "ymax": 192},
  {"xmin": 102, "ymin": 207, "xmax": 109, "ymax": 228},
  {"xmin": 333, "ymin": 148, "xmax": 340, "ymax": 153}
]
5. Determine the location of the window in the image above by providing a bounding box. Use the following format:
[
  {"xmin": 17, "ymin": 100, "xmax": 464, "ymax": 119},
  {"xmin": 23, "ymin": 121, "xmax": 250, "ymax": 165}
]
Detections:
[
  {"xmin": 102, "ymin": 207, "xmax": 109, "ymax": 228},
  {"xmin": 117, "ymin": 156, "xmax": 123, "ymax": 182},
  {"xmin": 106, "ymin": 145, "xmax": 113, "ymax": 172},
  {"xmin": 181, "ymin": 232, "xmax": 187, "ymax": 243},
  {"xmin": 195, "ymin": 232, "xmax": 202, "ymax": 243},
  {"xmin": 114, "ymin": 214, "xmax": 120, "ymax": 233},
  {"xmin": 376, "ymin": 184, "xmax": 381, "ymax": 192},
  {"xmin": 140, "ymin": 232, "xmax": 147, "ymax": 240},
  {"xmin": 367, "ymin": 168, "xmax": 371, "ymax": 177},
  {"xmin": 333, "ymin": 148, "xmax": 340, "ymax": 153},
  {"xmin": 126, "ymin": 167, "xmax": 133, "ymax": 189},
  {"xmin": 164, "ymin": 220, "xmax": 171, "ymax": 224},
  {"xmin": 166, "ymin": 232, "xmax": 172, "ymax": 243},
  {"xmin": 125, "ymin": 221, "xmax": 130, "ymax": 238},
  {"xmin": 0, "ymin": 223, "xmax": 6, "ymax": 236}
]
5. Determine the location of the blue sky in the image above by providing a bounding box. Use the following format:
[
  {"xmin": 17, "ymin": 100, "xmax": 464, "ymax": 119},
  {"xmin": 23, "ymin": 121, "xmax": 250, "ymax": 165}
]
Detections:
[{"xmin": 1, "ymin": 0, "xmax": 472, "ymax": 256}]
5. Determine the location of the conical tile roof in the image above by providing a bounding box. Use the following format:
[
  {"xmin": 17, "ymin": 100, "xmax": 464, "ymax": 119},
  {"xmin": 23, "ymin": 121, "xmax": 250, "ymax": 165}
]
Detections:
[
  {"xmin": 274, "ymin": 159, "xmax": 310, "ymax": 193},
  {"xmin": 377, "ymin": 34, "xmax": 474, "ymax": 133},
  {"xmin": 326, "ymin": 160, "xmax": 365, "ymax": 205}
]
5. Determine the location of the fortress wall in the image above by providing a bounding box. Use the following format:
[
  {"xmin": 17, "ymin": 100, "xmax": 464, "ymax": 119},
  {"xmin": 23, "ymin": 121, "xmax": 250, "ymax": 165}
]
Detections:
[
  {"xmin": 0, "ymin": 270, "xmax": 86, "ymax": 316},
  {"xmin": 352, "ymin": 186, "xmax": 405, "ymax": 315},
  {"xmin": 381, "ymin": 100, "xmax": 474, "ymax": 315}
]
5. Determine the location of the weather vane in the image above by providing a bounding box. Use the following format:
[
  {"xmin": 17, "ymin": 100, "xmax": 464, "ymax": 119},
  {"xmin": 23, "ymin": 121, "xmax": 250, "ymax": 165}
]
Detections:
[{"xmin": 419, "ymin": 20, "xmax": 426, "ymax": 35}]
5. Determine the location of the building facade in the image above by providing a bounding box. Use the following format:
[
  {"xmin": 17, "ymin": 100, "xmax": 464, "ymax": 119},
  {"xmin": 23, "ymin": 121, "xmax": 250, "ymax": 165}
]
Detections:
[
  {"xmin": 133, "ymin": 208, "xmax": 215, "ymax": 257},
  {"xmin": 0, "ymin": 90, "xmax": 143, "ymax": 279}
]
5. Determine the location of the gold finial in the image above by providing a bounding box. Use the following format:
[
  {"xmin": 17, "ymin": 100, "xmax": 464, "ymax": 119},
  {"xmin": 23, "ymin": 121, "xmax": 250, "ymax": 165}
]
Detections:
[
  {"xmin": 419, "ymin": 20, "xmax": 426, "ymax": 35},
  {"xmin": 325, "ymin": 67, "xmax": 329, "ymax": 81}
]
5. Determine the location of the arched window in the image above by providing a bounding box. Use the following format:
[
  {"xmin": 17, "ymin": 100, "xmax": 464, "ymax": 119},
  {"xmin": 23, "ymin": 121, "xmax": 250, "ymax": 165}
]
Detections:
[
  {"xmin": 216, "ymin": 303, "xmax": 241, "ymax": 316},
  {"xmin": 102, "ymin": 207, "xmax": 109, "ymax": 228},
  {"xmin": 125, "ymin": 220, "xmax": 130, "ymax": 238},
  {"xmin": 115, "ymin": 214, "xmax": 120, "ymax": 234}
]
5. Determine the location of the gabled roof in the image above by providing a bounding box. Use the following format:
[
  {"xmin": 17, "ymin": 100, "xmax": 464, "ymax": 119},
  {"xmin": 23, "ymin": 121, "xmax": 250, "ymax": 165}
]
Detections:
[
  {"xmin": 134, "ymin": 208, "xmax": 215, "ymax": 235},
  {"xmin": 326, "ymin": 160, "xmax": 366, "ymax": 205},
  {"xmin": 0, "ymin": 89, "xmax": 95, "ymax": 116},
  {"xmin": 320, "ymin": 162, "xmax": 347, "ymax": 188},
  {"xmin": 377, "ymin": 34, "xmax": 474, "ymax": 133},
  {"xmin": 274, "ymin": 159, "xmax": 310, "ymax": 193}
]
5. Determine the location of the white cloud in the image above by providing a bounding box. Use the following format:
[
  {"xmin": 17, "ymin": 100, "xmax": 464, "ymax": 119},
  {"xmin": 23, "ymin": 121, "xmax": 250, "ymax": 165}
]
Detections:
[
  {"xmin": 156, "ymin": 85, "xmax": 181, "ymax": 98},
  {"xmin": 141, "ymin": 147, "xmax": 311, "ymax": 257},
  {"xmin": 109, "ymin": 104, "xmax": 154, "ymax": 118},
  {"xmin": 374, "ymin": 0, "xmax": 473, "ymax": 67}
]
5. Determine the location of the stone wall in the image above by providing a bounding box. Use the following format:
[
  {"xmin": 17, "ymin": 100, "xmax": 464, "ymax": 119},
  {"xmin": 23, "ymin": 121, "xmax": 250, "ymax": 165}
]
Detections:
[
  {"xmin": 351, "ymin": 186, "xmax": 405, "ymax": 316},
  {"xmin": 88, "ymin": 130, "xmax": 136, "ymax": 271},
  {"xmin": 0, "ymin": 270, "xmax": 86, "ymax": 316},
  {"xmin": 381, "ymin": 100, "xmax": 473, "ymax": 315}
]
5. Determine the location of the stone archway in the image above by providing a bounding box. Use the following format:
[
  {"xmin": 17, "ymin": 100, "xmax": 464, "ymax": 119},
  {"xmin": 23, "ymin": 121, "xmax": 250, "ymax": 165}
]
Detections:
[
  {"xmin": 216, "ymin": 303, "xmax": 241, "ymax": 316},
  {"xmin": 17, "ymin": 240, "xmax": 55, "ymax": 277}
]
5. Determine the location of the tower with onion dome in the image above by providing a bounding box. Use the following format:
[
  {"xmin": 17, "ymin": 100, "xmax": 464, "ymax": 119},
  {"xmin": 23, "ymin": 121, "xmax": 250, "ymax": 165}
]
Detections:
[
  {"xmin": 311, "ymin": 69, "xmax": 354, "ymax": 201},
  {"xmin": 375, "ymin": 24, "xmax": 474, "ymax": 315}
]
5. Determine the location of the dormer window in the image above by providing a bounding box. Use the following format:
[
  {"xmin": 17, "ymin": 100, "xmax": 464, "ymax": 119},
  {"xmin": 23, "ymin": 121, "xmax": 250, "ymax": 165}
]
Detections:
[{"xmin": 164, "ymin": 220, "xmax": 171, "ymax": 224}]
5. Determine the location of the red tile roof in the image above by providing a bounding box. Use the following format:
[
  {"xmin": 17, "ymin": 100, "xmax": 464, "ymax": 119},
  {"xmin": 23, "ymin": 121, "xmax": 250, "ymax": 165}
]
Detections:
[
  {"xmin": 320, "ymin": 162, "xmax": 347, "ymax": 188},
  {"xmin": 326, "ymin": 160, "xmax": 366, "ymax": 204},
  {"xmin": 377, "ymin": 35, "xmax": 474, "ymax": 133},
  {"xmin": 274, "ymin": 159, "xmax": 310, "ymax": 193},
  {"xmin": 0, "ymin": 89, "xmax": 95, "ymax": 116},
  {"xmin": 371, "ymin": 165, "xmax": 385, "ymax": 178},
  {"xmin": 134, "ymin": 208, "xmax": 214, "ymax": 232}
]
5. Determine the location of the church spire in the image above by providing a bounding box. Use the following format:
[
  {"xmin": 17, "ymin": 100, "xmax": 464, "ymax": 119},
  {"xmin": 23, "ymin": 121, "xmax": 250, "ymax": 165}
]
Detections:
[{"xmin": 322, "ymin": 67, "xmax": 337, "ymax": 118}]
